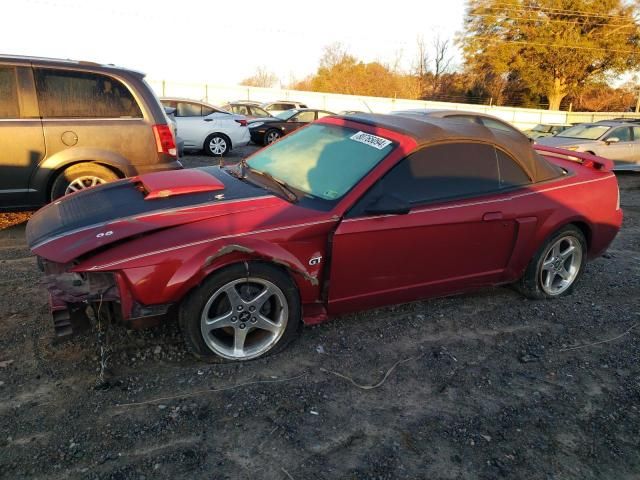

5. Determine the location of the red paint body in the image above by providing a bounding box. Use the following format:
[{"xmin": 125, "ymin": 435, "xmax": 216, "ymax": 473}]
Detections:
[{"xmin": 30, "ymin": 117, "xmax": 623, "ymax": 327}]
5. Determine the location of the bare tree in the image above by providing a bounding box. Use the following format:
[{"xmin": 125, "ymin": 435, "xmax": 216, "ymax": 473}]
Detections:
[
  {"xmin": 413, "ymin": 35, "xmax": 454, "ymax": 98},
  {"xmin": 431, "ymin": 36, "xmax": 453, "ymax": 95},
  {"xmin": 240, "ymin": 66, "xmax": 279, "ymax": 88}
]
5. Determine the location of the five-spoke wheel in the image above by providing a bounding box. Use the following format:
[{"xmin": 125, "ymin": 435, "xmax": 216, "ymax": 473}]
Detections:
[
  {"xmin": 517, "ymin": 225, "xmax": 587, "ymax": 299},
  {"xmin": 180, "ymin": 263, "xmax": 300, "ymax": 361}
]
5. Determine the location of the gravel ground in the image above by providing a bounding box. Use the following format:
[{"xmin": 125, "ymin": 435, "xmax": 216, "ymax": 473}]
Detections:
[{"xmin": 0, "ymin": 154, "xmax": 638, "ymax": 479}]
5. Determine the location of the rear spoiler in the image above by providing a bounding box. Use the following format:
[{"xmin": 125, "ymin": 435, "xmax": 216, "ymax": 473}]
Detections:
[{"xmin": 533, "ymin": 145, "xmax": 613, "ymax": 171}]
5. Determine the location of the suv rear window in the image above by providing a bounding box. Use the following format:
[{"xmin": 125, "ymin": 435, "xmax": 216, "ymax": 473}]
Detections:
[
  {"xmin": 0, "ymin": 67, "xmax": 19, "ymax": 118},
  {"xmin": 34, "ymin": 69, "xmax": 142, "ymax": 119}
]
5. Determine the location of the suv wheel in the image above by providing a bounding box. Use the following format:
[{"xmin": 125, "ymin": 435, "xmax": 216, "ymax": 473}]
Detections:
[{"xmin": 50, "ymin": 163, "xmax": 119, "ymax": 200}]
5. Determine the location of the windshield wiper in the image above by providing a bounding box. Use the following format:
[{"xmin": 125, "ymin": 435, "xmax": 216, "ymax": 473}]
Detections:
[{"xmin": 244, "ymin": 165, "xmax": 298, "ymax": 203}]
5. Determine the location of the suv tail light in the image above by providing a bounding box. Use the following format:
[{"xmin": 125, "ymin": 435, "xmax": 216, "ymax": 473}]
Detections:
[
  {"xmin": 152, "ymin": 124, "xmax": 177, "ymax": 157},
  {"xmin": 235, "ymin": 119, "xmax": 248, "ymax": 127}
]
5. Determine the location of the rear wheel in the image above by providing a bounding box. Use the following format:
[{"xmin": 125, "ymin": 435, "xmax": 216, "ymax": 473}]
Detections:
[
  {"xmin": 50, "ymin": 163, "xmax": 119, "ymax": 201},
  {"xmin": 204, "ymin": 133, "xmax": 230, "ymax": 156},
  {"xmin": 517, "ymin": 225, "xmax": 587, "ymax": 299},
  {"xmin": 179, "ymin": 263, "xmax": 301, "ymax": 362}
]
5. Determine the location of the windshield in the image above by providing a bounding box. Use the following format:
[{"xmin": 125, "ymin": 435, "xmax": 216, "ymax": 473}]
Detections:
[
  {"xmin": 275, "ymin": 110, "xmax": 298, "ymax": 120},
  {"xmin": 556, "ymin": 124, "xmax": 610, "ymax": 140},
  {"xmin": 246, "ymin": 124, "xmax": 395, "ymax": 200}
]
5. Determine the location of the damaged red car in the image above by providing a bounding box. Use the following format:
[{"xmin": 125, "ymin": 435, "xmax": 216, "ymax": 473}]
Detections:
[{"xmin": 27, "ymin": 114, "xmax": 623, "ymax": 361}]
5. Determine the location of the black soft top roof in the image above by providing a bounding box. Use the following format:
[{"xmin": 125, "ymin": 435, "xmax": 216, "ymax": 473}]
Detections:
[{"xmin": 342, "ymin": 113, "xmax": 562, "ymax": 183}]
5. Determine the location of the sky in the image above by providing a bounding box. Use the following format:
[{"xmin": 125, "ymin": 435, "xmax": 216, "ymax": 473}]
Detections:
[{"xmin": 1, "ymin": 0, "xmax": 468, "ymax": 86}]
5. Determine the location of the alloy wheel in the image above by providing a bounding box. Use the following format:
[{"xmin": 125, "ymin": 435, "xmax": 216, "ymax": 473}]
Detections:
[
  {"xmin": 65, "ymin": 176, "xmax": 107, "ymax": 195},
  {"xmin": 539, "ymin": 235, "xmax": 583, "ymax": 296},
  {"xmin": 265, "ymin": 131, "xmax": 280, "ymax": 144},
  {"xmin": 200, "ymin": 277, "xmax": 288, "ymax": 360}
]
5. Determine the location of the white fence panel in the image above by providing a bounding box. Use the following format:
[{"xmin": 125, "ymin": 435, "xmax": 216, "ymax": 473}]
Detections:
[{"xmin": 149, "ymin": 80, "xmax": 640, "ymax": 130}]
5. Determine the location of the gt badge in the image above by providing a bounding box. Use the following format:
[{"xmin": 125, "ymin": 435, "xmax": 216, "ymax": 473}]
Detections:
[
  {"xmin": 96, "ymin": 231, "xmax": 113, "ymax": 238},
  {"xmin": 309, "ymin": 256, "xmax": 322, "ymax": 266}
]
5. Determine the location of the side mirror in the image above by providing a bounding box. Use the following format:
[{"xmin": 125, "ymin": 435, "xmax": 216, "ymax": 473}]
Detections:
[
  {"xmin": 605, "ymin": 137, "xmax": 620, "ymax": 144},
  {"xmin": 365, "ymin": 194, "xmax": 410, "ymax": 215}
]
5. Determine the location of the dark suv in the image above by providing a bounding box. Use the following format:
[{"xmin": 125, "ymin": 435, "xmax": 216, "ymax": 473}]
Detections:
[{"xmin": 0, "ymin": 55, "xmax": 182, "ymax": 211}]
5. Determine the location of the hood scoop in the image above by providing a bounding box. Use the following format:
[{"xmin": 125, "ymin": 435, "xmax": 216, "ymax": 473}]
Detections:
[{"xmin": 139, "ymin": 169, "xmax": 225, "ymax": 200}]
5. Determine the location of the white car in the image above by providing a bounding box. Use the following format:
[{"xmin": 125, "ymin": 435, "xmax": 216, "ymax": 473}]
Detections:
[
  {"xmin": 261, "ymin": 100, "xmax": 308, "ymax": 116},
  {"xmin": 160, "ymin": 97, "xmax": 250, "ymax": 156}
]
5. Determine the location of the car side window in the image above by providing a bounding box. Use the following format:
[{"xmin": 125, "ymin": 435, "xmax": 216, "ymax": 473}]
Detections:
[
  {"xmin": 252, "ymin": 107, "xmax": 269, "ymax": 117},
  {"xmin": 350, "ymin": 143, "xmax": 503, "ymax": 217},
  {"xmin": 633, "ymin": 127, "xmax": 640, "ymax": 141},
  {"xmin": 607, "ymin": 127, "xmax": 632, "ymax": 142},
  {"xmin": 176, "ymin": 102, "xmax": 203, "ymax": 117},
  {"xmin": 34, "ymin": 68, "xmax": 142, "ymax": 118},
  {"xmin": 234, "ymin": 105, "xmax": 250, "ymax": 115},
  {"xmin": 293, "ymin": 111, "xmax": 316, "ymax": 123},
  {"xmin": 0, "ymin": 67, "xmax": 19, "ymax": 119}
]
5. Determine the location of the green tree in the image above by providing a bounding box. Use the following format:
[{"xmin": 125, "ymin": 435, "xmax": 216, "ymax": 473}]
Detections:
[{"xmin": 460, "ymin": 0, "xmax": 640, "ymax": 110}]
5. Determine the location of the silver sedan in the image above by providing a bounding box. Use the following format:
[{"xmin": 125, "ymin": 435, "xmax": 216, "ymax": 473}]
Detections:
[{"xmin": 536, "ymin": 121, "xmax": 640, "ymax": 171}]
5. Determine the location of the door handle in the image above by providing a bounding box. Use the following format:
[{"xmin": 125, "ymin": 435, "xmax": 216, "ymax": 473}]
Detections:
[{"xmin": 483, "ymin": 211, "xmax": 503, "ymax": 221}]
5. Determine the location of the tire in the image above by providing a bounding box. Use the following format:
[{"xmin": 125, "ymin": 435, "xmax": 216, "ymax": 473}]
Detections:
[
  {"xmin": 264, "ymin": 129, "xmax": 281, "ymax": 146},
  {"xmin": 517, "ymin": 225, "xmax": 587, "ymax": 300},
  {"xmin": 50, "ymin": 163, "xmax": 119, "ymax": 201},
  {"xmin": 204, "ymin": 133, "xmax": 230, "ymax": 156},
  {"xmin": 179, "ymin": 262, "xmax": 301, "ymax": 362}
]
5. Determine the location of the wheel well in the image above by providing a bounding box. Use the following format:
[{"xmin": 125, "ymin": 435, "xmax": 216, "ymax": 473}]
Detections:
[
  {"xmin": 47, "ymin": 161, "xmax": 124, "ymax": 198},
  {"xmin": 585, "ymin": 151, "xmax": 595, "ymax": 155},
  {"xmin": 204, "ymin": 132, "xmax": 232, "ymax": 151},
  {"xmin": 570, "ymin": 221, "xmax": 592, "ymax": 250}
]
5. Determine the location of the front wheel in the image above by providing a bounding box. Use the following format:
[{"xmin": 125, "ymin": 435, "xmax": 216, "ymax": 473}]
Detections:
[
  {"xmin": 179, "ymin": 263, "xmax": 301, "ymax": 362},
  {"xmin": 517, "ymin": 225, "xmax": 587, "ymax": 299},
  {"xmin": 264, "ymin": 129, "xmax": 281, "ymax": 145}
]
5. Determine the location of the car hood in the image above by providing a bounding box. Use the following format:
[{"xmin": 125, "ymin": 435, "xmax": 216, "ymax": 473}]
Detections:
[
  {"xmin": 27, "ymin": 167, "xmax": 287, "ymax": 264},
  {"xmin": 536, "ymin": 136, "xmax": 599, "ymax": 148}
]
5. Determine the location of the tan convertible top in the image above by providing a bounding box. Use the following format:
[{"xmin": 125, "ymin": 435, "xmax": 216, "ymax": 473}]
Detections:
[{"xmin": 343, "ymin": 113, "xmax": 562, "ymax": 183}]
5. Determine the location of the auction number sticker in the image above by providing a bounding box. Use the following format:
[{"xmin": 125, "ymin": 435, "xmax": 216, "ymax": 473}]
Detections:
[{"xmin": 350, "ymin": 131, "xmax": 392, "ymax": 150}]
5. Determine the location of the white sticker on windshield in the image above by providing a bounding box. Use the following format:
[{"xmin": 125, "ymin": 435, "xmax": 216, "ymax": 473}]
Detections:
[{"xmin": 350, "ymin": 131, "xmax": 392, "ymax": 150}]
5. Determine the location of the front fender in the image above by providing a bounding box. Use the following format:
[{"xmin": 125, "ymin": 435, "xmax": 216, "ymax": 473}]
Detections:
[{"xmin": 118, "ymin": 236, "xmax": 325, "ymax": 307}]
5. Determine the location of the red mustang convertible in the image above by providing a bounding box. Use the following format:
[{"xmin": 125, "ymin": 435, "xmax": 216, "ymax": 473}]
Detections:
[{"xmin": 27, "ymin": 114, "xmax": 623, "ymax": 361}]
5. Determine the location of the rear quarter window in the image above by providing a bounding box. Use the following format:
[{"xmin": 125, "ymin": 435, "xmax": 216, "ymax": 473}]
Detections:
[
  {"xmin": 0, "ymin": 67, "xmax": 19, "ymax": 118},
  {"xmin": 34, "ymin": 69, "xmax": 143, "ymax": 119}
]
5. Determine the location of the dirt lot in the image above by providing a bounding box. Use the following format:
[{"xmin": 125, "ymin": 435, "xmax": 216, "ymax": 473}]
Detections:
[{"xmin": 0, "ymin": 152, "xmax": 639, "ymax": 479}]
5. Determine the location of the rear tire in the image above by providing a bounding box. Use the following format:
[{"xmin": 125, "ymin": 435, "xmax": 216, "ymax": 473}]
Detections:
[
  {"xmin": 517, "ymin": 225, "xmax": 587, "ymax": 300},
  {"xmin": 50, "ymin": 163, "xmax": 119, "ymax": 201},
  {"xmin": 204, "ymin": 133, "xmax": 230, "ymax": 156},
  {"xmin": 179, "ymin": 262, "xmax": 301, "ymax": 362}
]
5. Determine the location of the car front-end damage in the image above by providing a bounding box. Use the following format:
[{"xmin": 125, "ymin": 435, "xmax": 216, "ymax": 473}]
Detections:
[{"xmin": 39, "ymin": 258, "xmax": 173, "ymax": 337}]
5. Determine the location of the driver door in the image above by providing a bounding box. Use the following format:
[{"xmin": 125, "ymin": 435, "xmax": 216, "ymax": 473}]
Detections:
[{"xmin": 327, "ymin": 142, "xmax": 527, "ymax": 315}]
